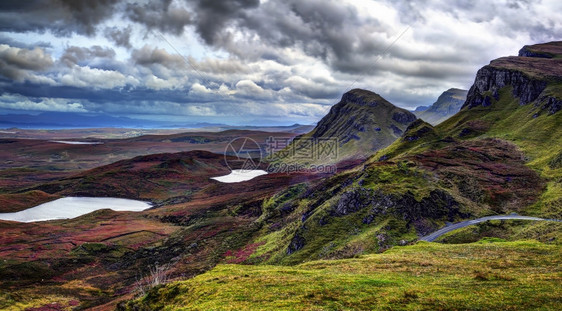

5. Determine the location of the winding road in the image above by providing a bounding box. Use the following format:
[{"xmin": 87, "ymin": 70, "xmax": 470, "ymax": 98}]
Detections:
[{"xmin": 420, "ymin": 215, "xmax": 562, "ymax": 242}]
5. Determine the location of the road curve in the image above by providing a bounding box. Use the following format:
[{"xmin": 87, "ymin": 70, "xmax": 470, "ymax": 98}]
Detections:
[{"xmin": 420, "ymin": 215, "xmax": 562, "ymax": 242}]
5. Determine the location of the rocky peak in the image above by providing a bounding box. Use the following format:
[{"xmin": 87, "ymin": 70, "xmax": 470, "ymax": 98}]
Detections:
[
  {"xmin": 338, "ymin": 89, "xmax": 396, "ymax": 108},
  {"xmin": 312, "ymin": 89, "xmax": 416, "ymax": 140},
  {"xmin": 281, "ymin": 89, "xmax": 417, "ymax": 164}
]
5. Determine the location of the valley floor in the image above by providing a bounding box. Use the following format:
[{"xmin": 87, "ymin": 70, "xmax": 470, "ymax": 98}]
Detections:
[{"xmin": 120, "ymin": 240, "xmax": 562, "ymax": 311}]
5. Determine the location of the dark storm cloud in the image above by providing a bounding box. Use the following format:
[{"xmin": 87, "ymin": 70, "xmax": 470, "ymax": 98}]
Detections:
[
  {"xmin": 2, "ymin": 80, "xmax": 189, "ymax": 104},
  {"xmin": 243, "ymin": 0, "xmax": 364, "ymax": 57},
  {"xmin": 0, "ymin": 0, "xmax": 121, "ymax": 36},
  {"xmin": 190, "ymin": 0, "xmax": 260, "ymax": 45},
  {"xmin": 131, "ymin": 45, "xmax": 185, "ymax": 69},
  {"xmin": 104, "ymin": 26, "xmax": 132, "ymax": 49},
  {"xmin": 60, "ymin": 46, "xmax": 116, "ymax": 66},
  {"xmin": 184, "ymin": 0, "xmax": 561, "ymax": 79},
  {"xmin": 187, "ymin": 0, "xmax": 391, "ymax": 74},
  {"xmin": 126, "ymin": 0, "xmax": 192, "ymax": 36},
  {"xmin": 0, "ymin": 0, "xmax": 190, "ymax": 38}
]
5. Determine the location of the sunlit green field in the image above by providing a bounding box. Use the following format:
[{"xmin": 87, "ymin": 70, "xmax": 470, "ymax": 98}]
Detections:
[{"xmin": 121, "ymin": 239, "xmax": 562, "ymax": 310}]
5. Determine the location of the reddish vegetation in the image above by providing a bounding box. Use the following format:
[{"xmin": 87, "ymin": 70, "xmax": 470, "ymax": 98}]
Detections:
[
  {"xmin": 0, "ymin": 190, "xmax": 59, "ymax": 213},
  {"xmin": 0, "ymin": 169, "xmax": 72, "ymax": 193},
  {"xmin": 224, "ymin": 242, "xmax": 266, "ymax": 264},
  {"xmin": 43, "ymin": 150, "xmax": 235, "ymax": 200},
  {"xmin": 0, "ymin": 130, "xmax": 299, "ymax": 172},
  {"xmin": 26, "ymin": 303, "xmax": 66, "ymax": 311},
  {"xmin": 0, "ymin": 146, "xmax": 331, "ymax": 309},
  {"xmin": 0, "ymin": 210, "xmax": 177, "ymax": 260},
  {"xmin": 412, "ymin": 138, "xmax": 544, "ymax": 212}
]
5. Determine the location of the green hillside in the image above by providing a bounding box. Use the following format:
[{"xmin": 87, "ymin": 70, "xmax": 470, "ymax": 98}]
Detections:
[{"xmin": 119, "ymin": 240, "xmax": 562, "ymax": 311}]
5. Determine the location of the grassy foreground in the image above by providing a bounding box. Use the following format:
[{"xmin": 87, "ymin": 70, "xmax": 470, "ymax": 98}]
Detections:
[{"xmin": 120, "ymin": 240, "xmax": 562, "ymax": 310}]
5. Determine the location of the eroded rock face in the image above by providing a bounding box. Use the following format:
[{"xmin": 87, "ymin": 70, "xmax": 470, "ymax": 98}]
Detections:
[
  {"xmin": 394, "ymin": 190, "xmax": 465, "ymax": 225},
  {"xmin": 332, "ymin": 187, "xmax": 374, "ymax": 216},
  {"xmin": 286, "ymin": 186, "xmax": 467, "ymax": 255},
  {"xmin": 287, "ymin": 233, "xmax": 305, "ymax": 254},
  {"xmin": 331, "ymin": 186, "xmax": 465, "ymax": 223},
  {"xmin": 463, "ymin": 66, "xmax": 547, "ymax": 109},
  {"xmin": 463, "ymin": 42, "xmax": 562, "ymax": 114},
  {"xmin": 540, "ymin": 96, "xmax": 562, "ymax": 115}
]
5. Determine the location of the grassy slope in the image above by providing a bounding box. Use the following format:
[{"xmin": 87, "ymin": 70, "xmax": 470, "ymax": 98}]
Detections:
[
  {"xmin": 371, "ymin": 83, "xmax": 561, "ymax": 205},
  {"xmin": 248, "ymin": 163, "xmax": 455, "ymax": 266},
  {"xmin": 120, "ymin": 240, "xmax": 562, "ymax": 311},
  {"xmin": 442, "ymin": 86, "xmax": 561, "ymax": 216},
  {"xmin": 226, "ymin": 85, "xmax": 561, "ymax": 267},
  {"xmin": 0, "ymin": 190, "xmax": 59, "ymax": 213}
]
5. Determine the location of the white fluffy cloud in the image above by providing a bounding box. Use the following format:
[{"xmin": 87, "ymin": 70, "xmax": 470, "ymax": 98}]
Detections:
[
  {"xmin": 59, "ymin": 65, "xmax": 139, "ymax": 89},
  {"xmin": 0, "ymin": 94, "xmax": 86, "ymax": 112},
  {"xmin": 0, "ymin": 44, "xmax": 54, "ymax": 82}
]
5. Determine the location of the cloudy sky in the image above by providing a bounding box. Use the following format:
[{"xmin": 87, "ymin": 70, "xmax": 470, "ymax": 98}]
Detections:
[{"xmin": 0, "ymin": 0, "xmax": 560, "ymax": 126}]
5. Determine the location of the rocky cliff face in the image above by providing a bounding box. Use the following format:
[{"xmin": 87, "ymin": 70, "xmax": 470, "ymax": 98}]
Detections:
[
  {"xmin": 462, "ymin": 41, "xmax": 562, "ymax": 115},
  {"xmin": 463, "ymin": 66, "xmax": 548, "ymax": 109}
]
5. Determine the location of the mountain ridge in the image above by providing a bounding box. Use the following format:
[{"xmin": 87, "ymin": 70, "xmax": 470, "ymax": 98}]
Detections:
[
  {"xmin": 414, "ymin": 88, "xmax": 468, "ymax": 125},
  {"xmin": 277, "ymin": 88, "xmax": 417, "ymax": 164}
]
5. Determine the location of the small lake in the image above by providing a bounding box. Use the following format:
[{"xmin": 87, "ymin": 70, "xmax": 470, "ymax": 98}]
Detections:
[
  {"xmin": 0, "ymin": 197, "xmax": 152, "ymax": 223},
  {"xmin": 211, "ymin": 169, "xmax": 268, "ymax": 183},
  {"xmin": 50, "ymin": 140, "xmax": 104, "ymax": 145}
]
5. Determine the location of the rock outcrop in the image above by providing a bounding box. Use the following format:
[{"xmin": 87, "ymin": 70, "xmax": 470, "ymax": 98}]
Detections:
[
  {"xmin": 463, "ymin": 66, "xmax": 547, "ymax": 108},
  {"xmin": 462, "ymin": 41, "xmax": 562, "ymax": 115}
]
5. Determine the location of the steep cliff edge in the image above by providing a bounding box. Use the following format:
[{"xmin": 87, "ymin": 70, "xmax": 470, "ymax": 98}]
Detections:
[{"xmin": 462, "ymin": 41, "xmax": 562, "ymax": 115}]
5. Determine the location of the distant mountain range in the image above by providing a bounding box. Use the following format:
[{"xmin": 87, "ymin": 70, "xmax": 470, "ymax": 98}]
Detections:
[
  {"xmin": 0, "ymin": 111, "xmax": 225, "ymax": 129},
  {"xmin": 0, "ymin": 111, "xmax": 314, "ymax": 133},
  {"xmin": 414, "ymin": 88, "xmax": 468, "ymax": 125}
]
